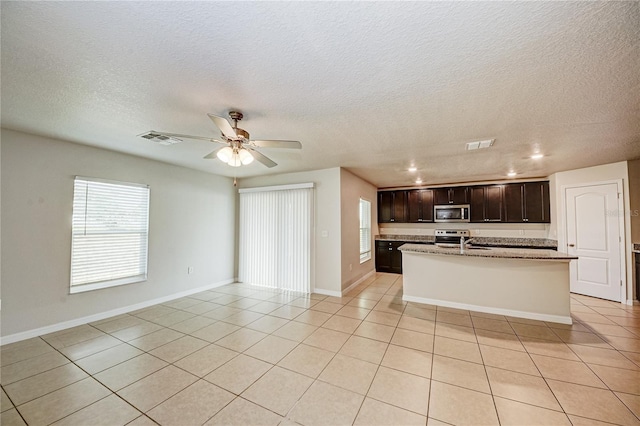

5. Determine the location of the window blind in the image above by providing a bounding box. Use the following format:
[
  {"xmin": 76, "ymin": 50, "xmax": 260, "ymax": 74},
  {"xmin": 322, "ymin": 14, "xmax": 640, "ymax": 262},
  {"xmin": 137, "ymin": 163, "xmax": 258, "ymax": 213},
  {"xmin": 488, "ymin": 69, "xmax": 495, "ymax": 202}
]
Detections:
[
  {"xmin": 359, "ymin": 198, "xmax": 371, "ymax": 263},
  {"xmin": 70, "ymin": 177, "xmax": 150, "ymax": 293},
  {"xmin": 238, "ymin": 185, "xmax": 313, "ymax": 293}
]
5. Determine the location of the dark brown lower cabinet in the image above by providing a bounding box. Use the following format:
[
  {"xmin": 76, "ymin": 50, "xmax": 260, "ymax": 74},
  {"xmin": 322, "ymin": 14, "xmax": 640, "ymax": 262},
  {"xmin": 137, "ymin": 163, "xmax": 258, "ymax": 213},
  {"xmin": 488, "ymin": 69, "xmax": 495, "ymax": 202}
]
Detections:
[
  {"xmin": 375, "ymin": 241, "xmax": 403, "ymax": 274},
  {"xmin": 636, "ymin": 253, "xmax": 640, "ymax": 302}
]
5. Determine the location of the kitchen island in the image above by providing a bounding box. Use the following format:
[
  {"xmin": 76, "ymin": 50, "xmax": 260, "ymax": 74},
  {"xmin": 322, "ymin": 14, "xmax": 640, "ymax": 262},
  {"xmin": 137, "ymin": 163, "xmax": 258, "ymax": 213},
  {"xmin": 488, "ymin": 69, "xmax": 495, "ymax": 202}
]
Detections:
[{"xmin": 398, "ymin": 244, "xmax": 578, "ymax": 324}]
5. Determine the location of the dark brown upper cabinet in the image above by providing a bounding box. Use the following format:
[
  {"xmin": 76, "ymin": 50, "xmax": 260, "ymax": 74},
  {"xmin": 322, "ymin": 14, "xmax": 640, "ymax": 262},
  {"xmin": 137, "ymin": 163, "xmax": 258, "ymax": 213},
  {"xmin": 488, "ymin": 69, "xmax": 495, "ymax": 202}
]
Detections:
[
  {"xmin": 378, "ymin": 190, "xmax": 407, "ymax": 223},
  {"xmin": 470, "ymin": 185, "xmax": 504, "ymax": 222},
  {"xmin": 378, "ymin": 181, "xmax": 549, "ymax": 224},
  {"xmin": 504, "ymin": 182, "xmax": 550, "ymax": 223},
  {"xmin": 407, "ymin": 189, "xmax": 434, "ymax": 223},
  {"xmin": 434, "ymin": 187, "xmax": 469, "ymax": 205}
]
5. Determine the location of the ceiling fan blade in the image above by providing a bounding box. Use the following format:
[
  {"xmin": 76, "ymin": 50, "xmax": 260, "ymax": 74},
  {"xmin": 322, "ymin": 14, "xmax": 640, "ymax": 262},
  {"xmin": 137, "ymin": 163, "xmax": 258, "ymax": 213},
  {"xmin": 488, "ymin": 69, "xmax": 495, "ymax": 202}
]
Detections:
[
  {"xmin": 203, "ymin": 147, "xmax": 224, "ymax": 159},
  {"xmin": 251, "ymin": 140, "xmax": 302, "ymax": 149},
  {"xmin": 247, "ymin": 148, "xmax": 277, "ymax": 168},
  {"xmin": 150, "ymin": 131, "xmax": 225, "ymax": 143},
  {"xmin": 207, "ymin": 114, "xmax": 237, "ymax": 139}
]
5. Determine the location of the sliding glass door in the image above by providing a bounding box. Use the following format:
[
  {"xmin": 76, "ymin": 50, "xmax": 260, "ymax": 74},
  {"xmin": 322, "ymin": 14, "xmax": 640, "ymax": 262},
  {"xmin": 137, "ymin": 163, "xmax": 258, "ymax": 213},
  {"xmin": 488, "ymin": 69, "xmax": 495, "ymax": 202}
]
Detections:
[{"xmin": 238, "ymin": 183, "xmax": 313, "ymax": 293}]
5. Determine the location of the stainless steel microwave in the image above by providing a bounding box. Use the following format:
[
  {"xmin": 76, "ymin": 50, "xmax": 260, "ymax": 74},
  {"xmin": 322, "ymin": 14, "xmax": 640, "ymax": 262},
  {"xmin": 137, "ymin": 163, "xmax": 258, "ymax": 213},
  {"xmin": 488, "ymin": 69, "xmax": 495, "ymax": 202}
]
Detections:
[{"xmin": 434, "ymin": 204, "xmax": 470, "ymax": 223}]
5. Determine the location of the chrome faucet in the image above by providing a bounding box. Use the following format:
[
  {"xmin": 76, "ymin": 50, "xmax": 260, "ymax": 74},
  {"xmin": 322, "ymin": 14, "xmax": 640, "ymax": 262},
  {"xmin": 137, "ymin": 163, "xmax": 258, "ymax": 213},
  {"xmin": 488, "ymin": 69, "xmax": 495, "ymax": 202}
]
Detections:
[{"xmin": 460, "ymin": 236, "xmax": 472, "ymax": 253}]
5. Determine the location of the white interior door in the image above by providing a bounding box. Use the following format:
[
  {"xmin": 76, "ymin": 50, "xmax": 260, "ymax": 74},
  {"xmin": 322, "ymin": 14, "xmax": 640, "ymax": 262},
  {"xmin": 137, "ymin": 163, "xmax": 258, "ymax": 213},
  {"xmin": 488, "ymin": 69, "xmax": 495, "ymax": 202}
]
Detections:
[{"xmin": 565, "ymin": 183, "xmax": 622, "ymax": 301}]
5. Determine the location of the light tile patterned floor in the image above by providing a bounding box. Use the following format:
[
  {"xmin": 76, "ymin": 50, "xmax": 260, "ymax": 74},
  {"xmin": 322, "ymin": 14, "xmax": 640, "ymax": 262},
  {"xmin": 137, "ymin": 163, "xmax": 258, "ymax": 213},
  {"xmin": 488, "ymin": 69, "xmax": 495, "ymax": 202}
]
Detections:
[{"xmin": 2, "ymin": 273, "xmax": 640, "ymax": 425}]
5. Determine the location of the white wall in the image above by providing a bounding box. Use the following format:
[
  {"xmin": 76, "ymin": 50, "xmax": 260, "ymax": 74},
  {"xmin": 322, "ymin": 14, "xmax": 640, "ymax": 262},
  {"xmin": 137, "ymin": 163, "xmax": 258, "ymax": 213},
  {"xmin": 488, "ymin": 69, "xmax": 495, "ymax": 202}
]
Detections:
[
  {"xmin": 238, "ymin": 168, "xmax": 342, "ymax": 294},
  {"xmin": 340, "ymin": 169, "xmax": 378, "ymax": 291},
  {"xmin": 1, "ymin": 129, "xmax": 236, "ymax": 338},
  {"xmin": 550, "ymin": 161, "xmax": 634, "ymax": 302}
]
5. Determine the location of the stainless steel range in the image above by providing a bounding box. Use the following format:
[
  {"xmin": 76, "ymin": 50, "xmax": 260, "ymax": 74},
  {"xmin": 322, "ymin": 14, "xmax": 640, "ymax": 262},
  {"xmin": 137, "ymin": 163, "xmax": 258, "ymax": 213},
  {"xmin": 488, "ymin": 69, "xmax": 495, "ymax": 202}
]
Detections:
[{"xmin": 434, "ymin": 229, "xmax": 470, "ymax": 248}]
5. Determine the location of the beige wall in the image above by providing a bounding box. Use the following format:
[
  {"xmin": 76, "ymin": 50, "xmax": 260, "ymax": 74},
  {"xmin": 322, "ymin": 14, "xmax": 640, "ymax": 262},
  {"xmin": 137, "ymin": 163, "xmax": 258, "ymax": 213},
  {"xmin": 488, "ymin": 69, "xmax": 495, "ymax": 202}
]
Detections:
[
  {"xmin": 238, "ymin": 168, "xmax": 342, "ymax": 294},
  {"xmin": 628, "ymin": 159, "xmax": 640, "ymax": 244},
  {"xmin": 551, "ymin": 161, "xmax": 634, "ymax": 302},
  {"xmin": 1, "ymin": 129, "xmax": 236, "ymax": 338},
  {"xmin": 340, "ymin": 169, "xmax": 378, "ymax": 291}
]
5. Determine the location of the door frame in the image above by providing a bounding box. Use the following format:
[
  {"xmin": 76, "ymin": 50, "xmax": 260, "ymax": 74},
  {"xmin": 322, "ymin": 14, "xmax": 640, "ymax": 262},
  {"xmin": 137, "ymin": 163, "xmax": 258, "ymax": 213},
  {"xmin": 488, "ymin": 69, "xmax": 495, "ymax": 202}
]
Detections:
[{"xmin": 560, "ymin": 179, "xmax": 627, "ymax": 304}]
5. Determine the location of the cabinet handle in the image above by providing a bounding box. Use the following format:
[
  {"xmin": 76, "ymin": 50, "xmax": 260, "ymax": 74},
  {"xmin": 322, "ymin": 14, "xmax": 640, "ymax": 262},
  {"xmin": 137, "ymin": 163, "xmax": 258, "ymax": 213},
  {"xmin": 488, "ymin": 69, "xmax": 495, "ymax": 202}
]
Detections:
[{"xmin": 568, "ymin": 244, "xmax": 575, "ymax": 247}]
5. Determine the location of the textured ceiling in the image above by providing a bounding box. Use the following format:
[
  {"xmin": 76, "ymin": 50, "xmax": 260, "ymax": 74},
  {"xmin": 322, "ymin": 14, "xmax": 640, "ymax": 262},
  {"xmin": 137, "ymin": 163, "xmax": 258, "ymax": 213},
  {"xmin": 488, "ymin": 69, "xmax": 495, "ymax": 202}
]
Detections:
[{"xmin": 1, "ymin": 2, "xmax": 639, "ymax": 188}]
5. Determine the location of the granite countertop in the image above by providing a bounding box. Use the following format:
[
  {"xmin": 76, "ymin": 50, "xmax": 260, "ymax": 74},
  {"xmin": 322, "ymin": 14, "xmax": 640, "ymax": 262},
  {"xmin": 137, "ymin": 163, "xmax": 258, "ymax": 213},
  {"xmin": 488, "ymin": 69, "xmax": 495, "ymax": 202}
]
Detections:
[
  {"xmin": 398, "ymin": 243, "xmax": 578, "ymax": 261},
  {"xmin": 376, "ymin": 234, "xmax": 435, "ymax": 243},
  {"xmin": 375, "ymin": 234, "xmax": 558, "ymax": 249}
]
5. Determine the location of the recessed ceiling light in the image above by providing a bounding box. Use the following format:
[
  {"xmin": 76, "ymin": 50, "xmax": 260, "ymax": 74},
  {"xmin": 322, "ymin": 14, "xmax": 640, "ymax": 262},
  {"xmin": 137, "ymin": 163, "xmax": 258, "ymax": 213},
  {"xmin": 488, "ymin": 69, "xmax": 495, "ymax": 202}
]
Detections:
[
  {"xmin": 408, "ymin": 167, "xmax": 417, "ymax": 172},
  {"xmin": 530, "ymin": 153, "xmax": 544, "ymax": 160},
  {"xmin": 507, "ymin": 171, "xmax": 517, "ymax": 178},
  {"xmin": 415, "ymin": 179, "xmax": 423, "ymax": 184}
]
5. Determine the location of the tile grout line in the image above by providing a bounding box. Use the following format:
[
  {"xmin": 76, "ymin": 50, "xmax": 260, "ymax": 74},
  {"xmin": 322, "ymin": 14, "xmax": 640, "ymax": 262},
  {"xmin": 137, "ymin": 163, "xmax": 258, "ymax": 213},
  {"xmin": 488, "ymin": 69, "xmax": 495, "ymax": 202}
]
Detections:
[{"xmin": 4, "ymin": 278, "xmax": 639, "ymax": 425}]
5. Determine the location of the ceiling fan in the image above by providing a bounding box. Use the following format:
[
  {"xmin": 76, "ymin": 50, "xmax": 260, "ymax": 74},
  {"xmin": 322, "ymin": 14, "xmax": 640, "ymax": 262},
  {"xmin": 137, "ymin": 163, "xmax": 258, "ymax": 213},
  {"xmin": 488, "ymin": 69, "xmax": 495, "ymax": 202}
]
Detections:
[{"xmin": 140, "ymin": 111, "xmax": 302, "ymax": 168}]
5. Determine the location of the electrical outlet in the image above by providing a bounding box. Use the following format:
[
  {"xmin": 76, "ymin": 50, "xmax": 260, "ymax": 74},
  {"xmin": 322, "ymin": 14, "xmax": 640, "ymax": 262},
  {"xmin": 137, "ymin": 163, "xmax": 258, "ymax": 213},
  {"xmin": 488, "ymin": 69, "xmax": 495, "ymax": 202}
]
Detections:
[{"xmin": 188, "ymin": 266, "xmax": 194, "ymax": 274}]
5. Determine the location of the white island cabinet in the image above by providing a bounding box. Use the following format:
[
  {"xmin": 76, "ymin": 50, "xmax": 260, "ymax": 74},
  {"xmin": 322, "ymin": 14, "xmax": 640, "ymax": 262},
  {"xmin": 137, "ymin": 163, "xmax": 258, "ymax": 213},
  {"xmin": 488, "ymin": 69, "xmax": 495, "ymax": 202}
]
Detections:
[{"xmin": 398, "ymin": 244, "xmax": 578, "ymax": 324}]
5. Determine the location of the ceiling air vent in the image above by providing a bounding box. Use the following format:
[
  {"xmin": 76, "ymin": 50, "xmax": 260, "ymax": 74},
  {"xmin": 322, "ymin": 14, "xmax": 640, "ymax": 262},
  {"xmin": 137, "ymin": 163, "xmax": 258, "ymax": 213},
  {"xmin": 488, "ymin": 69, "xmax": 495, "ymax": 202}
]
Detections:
[
  {"xmin": 139, "ymin": 131, "xmax": 182, "ymax": 145},
  {"xmin": 465, "ymin": 139, "xmax": 494, "ymax": 151}
]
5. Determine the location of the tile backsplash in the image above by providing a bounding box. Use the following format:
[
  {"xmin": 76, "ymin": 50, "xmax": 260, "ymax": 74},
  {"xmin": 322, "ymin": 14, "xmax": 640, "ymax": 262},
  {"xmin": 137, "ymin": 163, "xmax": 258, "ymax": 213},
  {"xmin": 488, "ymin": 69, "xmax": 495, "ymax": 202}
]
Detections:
[{"xmin": 379, "ymin": 223, "xmax": 550, "ymax": 239}]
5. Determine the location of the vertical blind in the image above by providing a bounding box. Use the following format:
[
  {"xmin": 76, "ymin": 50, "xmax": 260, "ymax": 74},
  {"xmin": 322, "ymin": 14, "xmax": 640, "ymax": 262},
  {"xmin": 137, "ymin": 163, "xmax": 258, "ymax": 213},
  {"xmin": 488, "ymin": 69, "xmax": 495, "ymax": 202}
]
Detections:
[
  {"xmin": 70, "ymin": 176, "xmax": 150, "ymax": 293},
  {"xmin": 238, "ymin": 184, "xmax": 313, "ymax": 293},
  {"xmin": 359, "ymin": 198, "xmax": 371, "ymax": 262}
]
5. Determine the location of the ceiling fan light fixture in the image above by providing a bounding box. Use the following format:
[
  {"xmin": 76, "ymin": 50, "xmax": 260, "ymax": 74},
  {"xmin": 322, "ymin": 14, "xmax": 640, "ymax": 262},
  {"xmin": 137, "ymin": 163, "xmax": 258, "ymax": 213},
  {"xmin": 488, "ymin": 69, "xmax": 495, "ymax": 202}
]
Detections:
[
  {"xmin": 216, "ymin": 146, "xmax": 234, "ymax": 163},
  {"xmin": 228, "ymin": 152, "xmax": 243, "ymax": 167},
  {"xmin": 239, "ymin": 148, "xmax": 254, "ymax": 165}
]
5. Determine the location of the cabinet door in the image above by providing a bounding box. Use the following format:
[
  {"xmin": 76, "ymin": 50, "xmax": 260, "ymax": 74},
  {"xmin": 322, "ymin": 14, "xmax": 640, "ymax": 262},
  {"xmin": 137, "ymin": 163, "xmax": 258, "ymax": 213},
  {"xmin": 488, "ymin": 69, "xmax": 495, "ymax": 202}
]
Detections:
[
  {"xmin": 504, "ymin": 184, "xmax": 525, "ymax": 223},
  {"xmin": 378, "ymin": 192, "xmax": 394, "ymax": 223},
  {"xmin": 407, "ymin": 190, "xmax": 434, "ymax": 222},
  {"xmin": 375, "ymin": 242, "xmax": 392, "ymax": 272},
  {"xmin": 434, "ymin": 187, "xmax": 468, "ymax": 205},
  {"xmin": 470, "ymin": 187, "xmax": 484, "ymax": 222},
  {"xmin": 390, "ymin": 242, "xmax": 403, "ymax": 274},
  {"xmin": 451, "ymin": 187, "xmax": 469, "ymax": 204},
  {"xmin": 524, "ymin": 182, "xmax": 550, "ymax": 223},
  {"xmin": 407, "ymin": 190, "xmax": 421, "ymax": 223},
  {"xmin": 484, "ymin": 185, "xmax": 504, "ymax": 222},
  {"xmin": 636, "ymin": 254, "xmax": 640, "ymax": 302},
  {"xmin": 434, "ymin": 188, "xmax": 451, "ymax": 205},
  {"xmin": 392, "ymin": 191, "xmax": 407, "ymax": 222},
  {"xmin": 420, "ymin": 190, "xmax": 434, "ymax": 222}
]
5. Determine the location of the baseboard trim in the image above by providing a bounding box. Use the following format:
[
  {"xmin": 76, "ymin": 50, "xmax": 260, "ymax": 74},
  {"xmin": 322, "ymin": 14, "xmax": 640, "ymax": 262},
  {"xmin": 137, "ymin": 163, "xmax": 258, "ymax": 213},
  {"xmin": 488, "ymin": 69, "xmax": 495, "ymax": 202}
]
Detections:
[
  {"xmin": 1, "ymin": 279, "xmax": 235, "ymax": 346},
  {"xmin": 341, "ymin": 270, "xmax": 376, "ymax": 296},
  {"xmin": 312, "ymin": 288, "xmax": 342, "ymax": 297},
  {"xmin": 402, "ymin": 294, "xmax": 573, "ymax": 325}
]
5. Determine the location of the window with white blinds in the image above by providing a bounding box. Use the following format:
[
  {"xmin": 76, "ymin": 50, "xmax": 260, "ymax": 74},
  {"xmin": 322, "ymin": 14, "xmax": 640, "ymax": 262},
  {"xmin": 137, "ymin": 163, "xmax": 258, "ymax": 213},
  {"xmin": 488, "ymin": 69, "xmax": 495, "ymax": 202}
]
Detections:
[
  {"xmin": 359, "ymin": 198, "xmax": 371, "ymax": 263},
  {"xmin": 70, "ymin": 176, "xmax": 150, "ymax": 293},
  {"xmin": 238, "ymin": 184, "xmax": 313, "ymax": 293}
]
